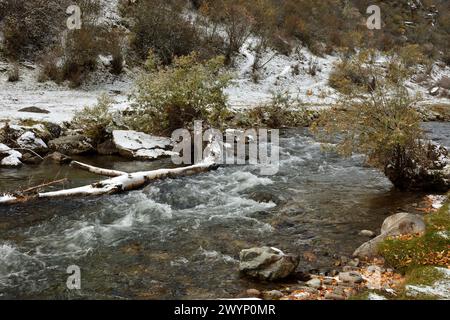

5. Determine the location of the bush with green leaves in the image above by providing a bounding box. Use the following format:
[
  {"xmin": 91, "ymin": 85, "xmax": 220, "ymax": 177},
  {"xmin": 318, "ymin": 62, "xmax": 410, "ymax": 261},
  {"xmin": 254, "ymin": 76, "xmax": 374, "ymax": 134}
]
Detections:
[
  {"xmin": 126, "ymin": 53, "xmax": 231, "ymax": 135},
  {"xmin": 72, "ymin": 94, "xmax": 117, "ymax": 142}
]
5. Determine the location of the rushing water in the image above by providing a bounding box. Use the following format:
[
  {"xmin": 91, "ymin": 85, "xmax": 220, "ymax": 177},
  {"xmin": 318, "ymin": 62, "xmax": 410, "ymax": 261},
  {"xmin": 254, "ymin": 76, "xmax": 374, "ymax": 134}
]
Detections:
[{"xmin": 0, "ymin": 124, "xmax": 449, "ymax": 299}]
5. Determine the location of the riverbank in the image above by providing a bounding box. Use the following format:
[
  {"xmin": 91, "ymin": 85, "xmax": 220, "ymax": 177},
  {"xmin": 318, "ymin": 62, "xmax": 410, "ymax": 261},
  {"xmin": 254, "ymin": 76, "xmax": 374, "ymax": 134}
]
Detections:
[{"xmin": 244, "ymin": 194, "xmax": 449, "ymax": 300}]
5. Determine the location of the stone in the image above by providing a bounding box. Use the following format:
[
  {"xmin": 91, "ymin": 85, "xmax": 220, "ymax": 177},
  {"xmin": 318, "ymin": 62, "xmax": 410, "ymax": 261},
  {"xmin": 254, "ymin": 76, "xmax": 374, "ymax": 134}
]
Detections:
[
  {"xmin": 21, "ymin": 152, "xmax": 43, "ymax": 164},
  {"xmin": 112, "ymin": 130, "xmax": 176, "ymax": 160},
  {"xmin": 339, "ymin": 271, "xmax": 364, "ymax": 284},
  {"xmin": 263, "ymin": 290, "xmax": 284, "ymax": 300},
  {"xmin": 239, "ymin": 247, "xmax": 299, "ymax": 281},
  {"xmin": 44, "ymin": 152, "xmax": 72, "ymax": 164},
  {"xmin": 48, "ymin": 135, "xmax": 94, "ymax": 155},
  {"xmin": 0, "ymin": 143, "xmax": 22, "ymax": 167},
  {"xmin": 97, "ymin": 139, "xmax": 118, "ymax": 155},
  {"xmin": 246, "ymin": 289, "xmax": 261, "ymax": 298},
  {"xmin": 353, "ymin": 213, "xmax": 426, "ymax": 259},
  {"xmin": 17, "ymin": 131, "xmax": 48, "ymax": 153},
  {"xmin": 348, "ymin": 258, "xmax": 360, "ymax": 267},
  {"xmin": 359, "ymin": 230, "xmax": 375, "ymax": 237},
  {"xmin": 18, "ymin": 106, "xmax": 50, "ymax": 114},
  {"xmin": 381, "ymin": 212, "xmax": 426, "ymax": 235},
  {"xmin": 306, "ymin": 278, "xmax": 322, "ymax": 289},
  {"xmin": 429, "ymin": 86, "xmax": 440, "ymax": 96},
  {"xmin": 324, "ymin": 292, "xmax": 346, "ymax": 300}
]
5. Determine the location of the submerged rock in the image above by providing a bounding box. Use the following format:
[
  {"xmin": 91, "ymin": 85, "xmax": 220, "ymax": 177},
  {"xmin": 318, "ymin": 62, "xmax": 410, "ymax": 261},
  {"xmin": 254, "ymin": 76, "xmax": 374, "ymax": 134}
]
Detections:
[
  {"xmin": 353, "ymin": 213, "xmax": 426, "ymax": 259},
  {"xmin": 112, "ymin": 130, "xmax": 177, "ymax": 160},
  {"xmin": 239, "ymin": 246, "xmax": 299, "ymax": 281}
]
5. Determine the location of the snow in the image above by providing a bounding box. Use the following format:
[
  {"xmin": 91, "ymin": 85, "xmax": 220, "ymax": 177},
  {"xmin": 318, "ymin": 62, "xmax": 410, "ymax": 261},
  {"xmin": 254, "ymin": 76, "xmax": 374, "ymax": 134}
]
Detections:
[
  {"xmin": 0, "ymin": 143, "xmax": 22, "ymax": 167},
  {"xmin": 426, "ymin": 195, "xmax": 447, "ymax": 210},
  {"xmin": 406, "ymin": 268, "xmax": 450, "ymax": 299},
  {"xmin": 225, "ymin": 38, "xmax": 339, "ymax": 110},
  {"xmin": 17, "ymin": 131, "xmax": 47, "ymax": 151},
  {"xmin": 0, "ymin": 60, "xmax": 132, "ymax": 124},
  {"xmin": 112, "ymin": 130, "xmax": 175, "ymax": 160}
]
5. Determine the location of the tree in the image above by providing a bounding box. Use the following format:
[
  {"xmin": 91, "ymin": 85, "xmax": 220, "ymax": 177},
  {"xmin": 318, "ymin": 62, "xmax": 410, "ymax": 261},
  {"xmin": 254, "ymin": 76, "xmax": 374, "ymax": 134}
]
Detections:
[
  {"xmin": 312, "ymin": 50, "xmax": 448, "ymax": 191},
  {"xmin": 127, "ymin": 52, "xmax": 231, "ymax": 135}
]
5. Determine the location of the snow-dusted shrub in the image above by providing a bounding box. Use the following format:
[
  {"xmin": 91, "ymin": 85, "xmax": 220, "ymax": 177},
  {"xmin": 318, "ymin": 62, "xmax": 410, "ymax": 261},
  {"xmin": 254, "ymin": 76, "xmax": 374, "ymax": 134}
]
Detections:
[
  {"xmin": 127, "ymin": 53, "xmax": 231, "ymax": 135},
  {"xmin": 72, "ymin": 94, "xmax": 117, "ymax": 142},
  {"xmin": 6, "ymin": 64, "xmax": 19, "ymax": 82},
  {"xmin": 238, "ymin": 92, "xmax": 311, "ymax": 128}
]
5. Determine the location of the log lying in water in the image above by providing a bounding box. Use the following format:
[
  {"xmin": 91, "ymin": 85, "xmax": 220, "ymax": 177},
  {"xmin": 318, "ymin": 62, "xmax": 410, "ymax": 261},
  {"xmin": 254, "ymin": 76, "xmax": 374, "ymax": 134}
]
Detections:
[{"xmin": 0, "ymin": 139, "xmax": 221, "ymax": 205}]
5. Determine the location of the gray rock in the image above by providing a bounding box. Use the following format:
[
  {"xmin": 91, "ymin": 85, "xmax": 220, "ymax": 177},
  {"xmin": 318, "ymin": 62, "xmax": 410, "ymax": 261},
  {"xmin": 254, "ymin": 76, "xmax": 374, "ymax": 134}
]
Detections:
[
  {"xmin": 44, "ymin": 152, "xmax": 72, "ymax": 164},
  {"xmin": 325, "ymin": 292, "xmax": 346, "ymax": 300},
  {"xmin": 306, "ymin": 278, "xmax": 322, "ymax": 289},
  {"xmin": 381, "ymin": 212, "xmax": 426, "ymax": 235},
  {"xmin": 263, "ymin": 290, "xmax": 284, "ymax": 300},
  {"xmin": 239, "ymin": 247, "xmax": 299, "ymax": 281},
  {"xmin": 359, "ymin": 230, "xmax": 375, "ymax": 237},
  {"xmin": 18, "ymin": 106, "xmax": 50, "ymax": 114},
  {"xmin": 17, "ymin": 131, "xmax": 48, "ymax": 153},
  {"xmin": 97, "ymin": 139, "xmax": 118, "ymax": 155},
  {"xmin": 48, "ymin": 135, "xmax": 94, "ymax": 155},
  {"xmin": 246, "ymin": 289, "xmax": 261, "ymax": 298},
  {"xmin": 353, "ymin": 213, "xmax": 426, "ymax": 259},
  {"xmin": 339, "ymin": 271, "xmax": 364, "ymax": 284}
]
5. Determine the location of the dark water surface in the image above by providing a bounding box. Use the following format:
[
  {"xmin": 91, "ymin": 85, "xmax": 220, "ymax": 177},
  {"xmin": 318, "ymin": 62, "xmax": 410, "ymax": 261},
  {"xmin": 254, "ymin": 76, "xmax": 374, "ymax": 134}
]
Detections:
[{"xmin": 0, "ymin": 124, "xmax": 449, "ymax": 299}]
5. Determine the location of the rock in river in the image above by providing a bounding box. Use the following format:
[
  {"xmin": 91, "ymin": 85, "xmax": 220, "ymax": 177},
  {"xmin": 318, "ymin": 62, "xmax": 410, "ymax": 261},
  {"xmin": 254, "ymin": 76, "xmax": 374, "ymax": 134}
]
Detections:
[
  {"xmin": 353, "ymin": 212, "xmax": 426, "ymax": 259},
  {"xmin": 48, "ymin": 135, "xmax": 94, "ymax": 155},
  {"xmin": 112, "ymin": 130, "xmax": 178, "ymax": 160},
  {"xmin": 239, "ymin": 246, "xmax": 299, "ymax": 281}
]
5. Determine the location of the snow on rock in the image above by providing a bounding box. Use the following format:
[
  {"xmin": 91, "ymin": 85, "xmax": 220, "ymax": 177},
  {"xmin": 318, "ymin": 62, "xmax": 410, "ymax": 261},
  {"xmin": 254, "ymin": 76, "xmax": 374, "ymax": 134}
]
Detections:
[
  {"xmin": 17, "ymin": 131, "xmax": 48, "ymax": 152},
  {"xmin": 406, "ymin": 268, "xmax": 450, "ymax": 300},
  {"xmin": 112, "ymin": 130, "xmax": 178, "ymax": 160},
  {"xmin": 0, "ymin": 143, "xmax": 22, "ymax": 167}
]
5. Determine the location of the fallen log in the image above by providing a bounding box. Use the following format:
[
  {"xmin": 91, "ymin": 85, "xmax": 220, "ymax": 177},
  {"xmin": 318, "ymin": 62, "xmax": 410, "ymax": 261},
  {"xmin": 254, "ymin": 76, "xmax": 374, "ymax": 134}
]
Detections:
[{"xmin": 0, "ymin": 139, "xmax": 222, "ymax": 205}]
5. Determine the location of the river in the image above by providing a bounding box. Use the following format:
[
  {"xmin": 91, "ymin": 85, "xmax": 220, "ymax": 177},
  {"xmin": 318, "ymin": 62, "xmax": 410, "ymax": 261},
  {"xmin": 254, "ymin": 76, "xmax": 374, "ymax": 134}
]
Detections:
[{"xmin": 0, "ymin": 123, "xmax": 448, "ymax": 299}]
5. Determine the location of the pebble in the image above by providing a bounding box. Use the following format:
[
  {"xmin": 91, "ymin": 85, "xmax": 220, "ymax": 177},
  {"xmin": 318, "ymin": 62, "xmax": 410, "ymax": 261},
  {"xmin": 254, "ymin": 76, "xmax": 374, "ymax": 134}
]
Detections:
[
  {"xmin": 263, "ymin": 290, "xmax": 284, "ymax": 300},
  {"xmin": 325, "ymin": 292, "xmax": 346, "ymax": 300},
  {"xmin": 359, "ymin": 230, "xmax": 375, "ymax": 237},
  {"xmin": 246, "ymin": 289, "xmax": 261, "ymax": 297},
  {"xmin": 339, "ymin": 271, "xmax": 364, "ymax": 284},
  {"xmin": 306, "ymin": 278, "xmax": 322, "ymax": 289},
  {"xmin": 348, "ymin": 258, "xmax": 360, "ymax": 267}
]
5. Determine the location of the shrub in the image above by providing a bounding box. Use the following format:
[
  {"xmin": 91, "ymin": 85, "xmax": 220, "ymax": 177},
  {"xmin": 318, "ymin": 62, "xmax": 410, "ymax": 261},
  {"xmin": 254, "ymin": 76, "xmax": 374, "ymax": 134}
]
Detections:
[
  {"xmin": 72, "ymin": 94, "xmax": 116, "ymax": 142},
  {"xmin": 126, "ymin": 53, "xmax": 231, "ymax": 135},
  {"xmin": 127, "ymin": 0, "xmax": 200, "ymax": 65},
  {"xmin": 7, "ymin": 64, "xmax": 19, "ymax": 82},
  {"xmin": 238, "ymin": 92, "xmax": 312, "ymax": 128},
  {"xmin": 1, "ymin": 0, "xmax": 69, "ymax": 59},
  {"xmin": 328, "ymin": 52, "xmax": 371, "ymax": 94},
  {"xmin": 313, "ymin": 52, "xmax": 430, "ymax": 190}
]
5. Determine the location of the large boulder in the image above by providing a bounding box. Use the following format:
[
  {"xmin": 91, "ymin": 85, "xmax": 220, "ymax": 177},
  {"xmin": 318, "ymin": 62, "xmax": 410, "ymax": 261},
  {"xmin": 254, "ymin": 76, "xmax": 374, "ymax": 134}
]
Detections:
[
  {"xmin": 48, "ymin": 135, "xmax": 94, "ymax": 155},
  {"xmin": 239, "ymin": 247, "xmax": 299, "ymax": 281},
  {"xmin": 112, "ymin": 130, "xmax": 177, "ymax": 160},
  {"xmin": 385, "ymin": 142, "xmax": 450, "ymax": 191},
  {"xmin": 353, "ymin": 213, "xmax": 426, "ymax": 259}
]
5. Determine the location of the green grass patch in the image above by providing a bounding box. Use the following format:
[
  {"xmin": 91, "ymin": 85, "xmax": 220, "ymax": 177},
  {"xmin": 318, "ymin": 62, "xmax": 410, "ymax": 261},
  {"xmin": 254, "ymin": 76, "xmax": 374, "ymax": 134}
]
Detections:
[{"xmin": 379, "ymin": 201, "xmax": 450, "ymax": 272}]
